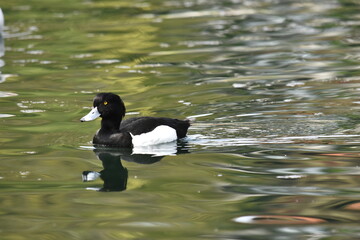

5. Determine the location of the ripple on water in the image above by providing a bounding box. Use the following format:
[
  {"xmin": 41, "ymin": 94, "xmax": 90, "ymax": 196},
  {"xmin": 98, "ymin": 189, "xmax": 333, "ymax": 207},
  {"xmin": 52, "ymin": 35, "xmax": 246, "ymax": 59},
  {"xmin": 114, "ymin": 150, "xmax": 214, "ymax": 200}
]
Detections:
[
  {"xmin": 0, "ymin": 91, "xmax": 17, "ymax": 97},
  {"xmin": 0, "ymin": 114, "xmax": 15, "ymax": 118},
  {"xmin": 233, "ymin": 215, "xmax": 326, "ymax": 224},
  {"xmin": 188, "ymin": 134, "xmax": 360, "ymax": 149}
]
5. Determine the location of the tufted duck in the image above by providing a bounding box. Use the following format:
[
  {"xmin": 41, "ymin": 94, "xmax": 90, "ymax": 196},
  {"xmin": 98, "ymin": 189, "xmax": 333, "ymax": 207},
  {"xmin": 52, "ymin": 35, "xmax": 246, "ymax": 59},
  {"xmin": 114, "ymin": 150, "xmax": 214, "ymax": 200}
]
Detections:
[{"xmin": 81, "ymin": 93, "xmax": 190, "ymax": 147}]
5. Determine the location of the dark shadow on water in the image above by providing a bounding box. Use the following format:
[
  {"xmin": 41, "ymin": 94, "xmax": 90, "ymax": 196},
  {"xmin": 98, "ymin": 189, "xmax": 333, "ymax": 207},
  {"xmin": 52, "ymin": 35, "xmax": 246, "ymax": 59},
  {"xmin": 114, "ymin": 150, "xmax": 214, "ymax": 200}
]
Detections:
[{"xmin": 82, "ymin": 141, "xmax": 190, "ymax": 192}]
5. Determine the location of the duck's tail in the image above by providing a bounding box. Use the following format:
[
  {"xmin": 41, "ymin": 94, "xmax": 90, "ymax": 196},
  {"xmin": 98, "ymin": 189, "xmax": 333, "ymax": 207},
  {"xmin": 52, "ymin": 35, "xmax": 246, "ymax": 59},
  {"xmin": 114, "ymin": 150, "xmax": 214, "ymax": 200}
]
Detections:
[{"xmin": 175, "ymin": 118, "xmax": 191, "ymax": 139}]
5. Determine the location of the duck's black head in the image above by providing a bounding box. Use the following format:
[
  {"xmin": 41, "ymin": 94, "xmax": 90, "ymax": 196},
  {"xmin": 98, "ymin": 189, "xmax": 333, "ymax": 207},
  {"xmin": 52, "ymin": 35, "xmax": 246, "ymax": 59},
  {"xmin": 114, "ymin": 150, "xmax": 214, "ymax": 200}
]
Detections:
[
  {"xmin": 94, "ymin": 93, "xmax": 126, "ymax": 119},
  {"xmin": 80, "ymin": 93, "xmax": 126, "ymax": 122}
]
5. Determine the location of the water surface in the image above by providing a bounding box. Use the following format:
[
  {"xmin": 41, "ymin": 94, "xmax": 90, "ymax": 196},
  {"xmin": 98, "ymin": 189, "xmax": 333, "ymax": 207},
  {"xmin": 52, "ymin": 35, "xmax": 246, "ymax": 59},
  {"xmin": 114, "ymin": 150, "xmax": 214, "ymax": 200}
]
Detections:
[{"xmin": 1, "ymin": 0, "xmax": 360, "ymax": 239}]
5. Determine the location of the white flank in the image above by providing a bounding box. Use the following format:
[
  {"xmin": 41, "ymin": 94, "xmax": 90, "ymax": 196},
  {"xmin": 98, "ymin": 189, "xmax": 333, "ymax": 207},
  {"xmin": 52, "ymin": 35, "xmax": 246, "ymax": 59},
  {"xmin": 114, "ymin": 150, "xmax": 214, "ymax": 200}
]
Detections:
[
  {"xmin": 81, "ymin": 107, "xmax": 100, "ymax": 122},
  {"xmin": 131, "ymin": 125, "xmax": 177, "ymax": 146}
]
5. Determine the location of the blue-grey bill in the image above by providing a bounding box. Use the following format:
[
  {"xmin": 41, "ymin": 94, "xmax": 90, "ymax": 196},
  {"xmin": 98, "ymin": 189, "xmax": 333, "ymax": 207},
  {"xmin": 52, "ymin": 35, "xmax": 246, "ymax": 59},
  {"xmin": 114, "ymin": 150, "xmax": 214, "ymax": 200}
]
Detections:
[{"xmin": 80, "ymin": 107, "xmax": 100, "ymax": 122}]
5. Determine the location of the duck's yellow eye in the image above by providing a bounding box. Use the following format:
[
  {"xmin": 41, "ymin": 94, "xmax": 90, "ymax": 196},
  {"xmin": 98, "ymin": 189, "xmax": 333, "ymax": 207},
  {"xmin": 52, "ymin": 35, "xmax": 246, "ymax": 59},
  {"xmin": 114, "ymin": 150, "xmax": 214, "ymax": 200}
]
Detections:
[{"xmin": 104, "ymin": 101, "xmax": 108, "ymax": 105}]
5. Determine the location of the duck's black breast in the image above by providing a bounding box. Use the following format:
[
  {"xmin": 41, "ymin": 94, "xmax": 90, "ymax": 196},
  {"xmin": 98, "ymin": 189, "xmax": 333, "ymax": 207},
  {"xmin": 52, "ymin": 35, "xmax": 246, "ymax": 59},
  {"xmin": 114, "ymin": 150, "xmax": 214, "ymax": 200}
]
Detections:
[
  {"xmin": 93, "ymin": 131, "xmax": 133, "ymax": 147},
  {"xmin": 120, "ymin": 116, "xmax": 190, "ymax": 138}
]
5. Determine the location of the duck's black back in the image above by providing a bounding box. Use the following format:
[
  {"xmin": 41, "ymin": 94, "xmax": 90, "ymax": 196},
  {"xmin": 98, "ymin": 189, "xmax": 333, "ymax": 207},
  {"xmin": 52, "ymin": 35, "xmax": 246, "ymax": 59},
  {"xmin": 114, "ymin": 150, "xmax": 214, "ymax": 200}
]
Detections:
[{"xmin": 120, "ymin": 117, "xmax": 190, "ymax": 138}]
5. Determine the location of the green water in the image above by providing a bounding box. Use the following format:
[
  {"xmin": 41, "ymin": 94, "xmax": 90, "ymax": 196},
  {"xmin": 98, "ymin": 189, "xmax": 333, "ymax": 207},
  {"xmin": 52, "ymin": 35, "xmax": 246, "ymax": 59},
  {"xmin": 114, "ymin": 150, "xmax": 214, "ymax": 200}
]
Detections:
[{"xmin": 1, "ymin": 0, "xmax": 360, "ymax": 239}]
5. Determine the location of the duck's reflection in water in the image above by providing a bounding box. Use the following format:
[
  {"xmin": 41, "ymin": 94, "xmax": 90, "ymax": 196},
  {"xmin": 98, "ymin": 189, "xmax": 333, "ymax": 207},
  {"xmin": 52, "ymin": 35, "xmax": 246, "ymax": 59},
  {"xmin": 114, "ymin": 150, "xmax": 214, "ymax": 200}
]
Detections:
[{"xmin": 82, "ymin": 141, "xmax": 189, "ymax": 192}]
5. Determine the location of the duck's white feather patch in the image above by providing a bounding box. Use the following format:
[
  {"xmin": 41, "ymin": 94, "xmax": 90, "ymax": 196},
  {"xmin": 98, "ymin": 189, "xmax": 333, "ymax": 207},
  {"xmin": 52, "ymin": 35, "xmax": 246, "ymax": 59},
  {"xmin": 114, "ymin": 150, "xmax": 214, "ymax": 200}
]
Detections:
[{"xmin": 130, "ymin": 125, "xmax": 177, "ymax": 146}]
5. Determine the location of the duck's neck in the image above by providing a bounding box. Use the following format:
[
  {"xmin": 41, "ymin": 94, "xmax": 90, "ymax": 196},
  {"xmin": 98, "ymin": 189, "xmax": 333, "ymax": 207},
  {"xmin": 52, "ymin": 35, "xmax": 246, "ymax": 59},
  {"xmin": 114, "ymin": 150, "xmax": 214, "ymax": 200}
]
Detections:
[{"xmin": 100, "ymin": 117, "xmax": 122, "ymax": 133}]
